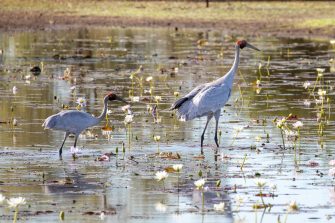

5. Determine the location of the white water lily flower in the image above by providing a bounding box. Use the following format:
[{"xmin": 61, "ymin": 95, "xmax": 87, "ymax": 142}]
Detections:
[
  {"xmin": 121, "ymin": 104, "xmax": 131, "ymax": 112},
  {"xmin": 154, "ymin": 96, "xmax": 162, "ymax": 101},
  {"xmin": 329, "ymin": 160, "xmax": 335, "ymax": 166},
  {"xmin": 315, "ymin": 98, "xmax": 322, "ymax": 105},
  {"xmin": 288, "ymin": 200, "xmax": 299, "ymax": 212},
  {"xmin": 155, "ymin": 202, "xmax": 167, "ymax": 212},
  {"xmin": 99, "ymin": 212, "xmax": 105, "ymax": 220},
  {"xmin": 330, "ymin": 40, "xmax": 335, "ymax": 45},
  {"xmin": 329, "ymin": 167, "xmax": 335, "ymax": 177},
  {"xmin": 303, "ymin": 81, "xmax": 311, "ymax": 89},
  {"xmin": 276, "ymin": 118, "xmax": 285, "ymax": 128},
  {"xmin": 213, "ymin": 202, "xmax": 225, "ymax": 212},
  {"xmin": 155, "ymin": 171, "xmax": 168, "ymax": 182},
  {"xmin": 292, "ymin": 121, "xmax": 303, "ymax": 129},
  {"xmin": 174, "ymin": 91, "xmax": 179, "ymax": 97},
  {"xmin": 146, "ymin": 76, "xmax": 153, "ymax": 82},
  {"xmin": 107, "ymin": 109, "xmax": 112, "ymax": 116},
  {"xmin": 316, "ymin": 68, "xmax": 325, "ymax": 73},
  {"xmin": 234, "ymin": 195, "xmax": 244, "ymax": 205},
  {"xmin": 154, "ymin": 135, "xmax": 161, "ymax": 142},
  {"xmin": 254, "ymin": 178, "xmax": 266, "ymax": 188},
  {"xmin": 269, "ymin": 183, "xmax": 277, "ymax": 191},
  {"xmin": 12, "ymin": 86, "xmax": 18, "ymax": 95},
  {"xmin": 12, "ymin": 118, "xmax": 18, "ymax": 126},
  {"xmin": 317, "ymin": 89, "xmax": 326, "ymax": 96},
  {"xmin": 76, "ymin": 97, "xmax": 86, "ymax": 107},
  {"xmin": 284, "ymin": 129, "xmax": 298, "ymax": 138},
  {"xmin": 131, "ymin": 96, "xmax": 140, "ymax": 102},
  {"xmin": 0, "ymin": 194, "xmax": 5, "ymax": 204},
  {"xmin": 303, "ymin": 99, "xmax": 311, "ymax": 107},
  {"xmin": 172, "ymin": 164, "xmax": 183, "ymax": 172},
  {"xmin": 194, "ymin": 178, "xmax": 206, "ymax": 190},
  {"xmin": 7, "ymin": 197, "xmax": 26, "ymax": 208},
  {"xmin": 144, "ymin": 89, "xmax": 152, "ymax": 94},
  {"xmin": 124, "ymin": 114, "xmax": 134, "ymax": 125}
]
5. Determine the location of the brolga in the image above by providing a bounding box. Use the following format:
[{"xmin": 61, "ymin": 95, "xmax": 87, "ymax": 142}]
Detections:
[
  {"xmin": 170, "ymin": 40, "xmax": 260, "ymax": 153},
  {"xmin": 43, "ymin": 92, "xmax": 128, "ymax": 157}
]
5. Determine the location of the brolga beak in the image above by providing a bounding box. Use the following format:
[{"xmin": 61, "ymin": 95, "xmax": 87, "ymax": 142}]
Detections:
[
  {"xmin": 115, "ymin": 96, "xmax": 129, "ymax": 104},
  {"xmin": 246, "ymin": 43, "xmax": 260, "ymax": 51}
]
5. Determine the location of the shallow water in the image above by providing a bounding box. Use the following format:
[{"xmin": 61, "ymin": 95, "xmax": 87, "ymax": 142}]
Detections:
[{"xmin": 0, "ymin": 27, "xmax": 335, "ymax": 222}]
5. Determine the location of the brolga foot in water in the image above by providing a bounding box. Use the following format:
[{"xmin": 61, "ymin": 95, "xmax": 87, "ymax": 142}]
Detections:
[
  {"xmin": 170, "ymin": 40, "xmax": 260, "ymax": 154},
  {"xmin": 43, "ymin": 92, "xmax": 128, "ymax": 159}
]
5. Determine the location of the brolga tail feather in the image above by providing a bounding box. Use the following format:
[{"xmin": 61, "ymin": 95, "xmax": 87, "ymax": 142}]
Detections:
[{"xmin": 170, "ymin": 97, "xmax": 189, "ymax": 110}]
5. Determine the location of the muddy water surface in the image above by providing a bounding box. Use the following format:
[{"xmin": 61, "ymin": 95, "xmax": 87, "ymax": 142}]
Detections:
[{"xmin": 0, "ymin": 28, "xmax": 335, "ymax": 222}]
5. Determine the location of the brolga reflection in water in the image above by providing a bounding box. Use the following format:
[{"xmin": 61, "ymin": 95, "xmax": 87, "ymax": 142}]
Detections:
[
  {"xmin": 170, "ymin": 40, "xmax": 260, "ymax": 153},
  {"xmin": 43, "ymin": 92, "xmax": 128, "ymax": 157}
]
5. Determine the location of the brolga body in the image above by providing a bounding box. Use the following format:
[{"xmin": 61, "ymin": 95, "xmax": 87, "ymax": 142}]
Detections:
[
  {"xmin": 170, "ymin": 40, "xmax": 260, "ymax": 153},
  {"xmin": 43, "ymin": 92, "xmax": 128, "ymax": 157}
]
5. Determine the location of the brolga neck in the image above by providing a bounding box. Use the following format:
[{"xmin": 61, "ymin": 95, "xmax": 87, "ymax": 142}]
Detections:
[
  {"xmin": 225, "ymin": 45, "xmax": 240, "ymax": 84},
  {"xmin": 97, "ymin": 96, "xmax": 109, "ymax": 122}
]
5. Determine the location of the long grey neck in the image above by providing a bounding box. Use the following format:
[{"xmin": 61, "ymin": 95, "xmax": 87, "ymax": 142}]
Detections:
[
  {"xmin": 96, "ymin": 96, "xmax": 109, "ymax": 123},
  {"xmin": 217, "ymin": 45, "xmax": 240, "ymax": 86},
  {"xmin": 226, "ymin": 45, "xmax": 240, "ymax": 84}
]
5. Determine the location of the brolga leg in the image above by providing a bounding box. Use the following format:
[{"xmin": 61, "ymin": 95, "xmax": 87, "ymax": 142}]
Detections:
[
  {"xmin": 59, "ymin": 132, "xmax": 69, "ymax": 157},
  {"xmin": 73, "ymin": 135, "xmax": 79, "ymax": 148},
  {"xmin": 214, "ymin": 109, "xmax": 221, "ymax": 148},
  {"xmin": 201, "ymin": 113, "xmax": 214, "ymax": 154}
]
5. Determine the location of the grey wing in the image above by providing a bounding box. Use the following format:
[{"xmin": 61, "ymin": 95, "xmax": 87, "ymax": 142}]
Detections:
[
  {"xmin": 180, "ymin": 84, "xmax": 232, "ymax": 120},
  {"xmin": 170, "ymin": 84, "xmax": 206, "ymax": 110}
]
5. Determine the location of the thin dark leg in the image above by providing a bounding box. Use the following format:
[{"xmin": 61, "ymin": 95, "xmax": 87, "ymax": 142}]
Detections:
[
  {"xmin": 59, "ymin": 132, "xmax": 69, "ymax": 157},
  {"xmin": 201, "ymin": 114, "xmax": 213, "ymax": 154},
  {"xmin": 73, "ymin": 135, "xmax": 79, "ymax": 148},
  {"xmin": 214, "ymin": 109, "xmax": 221, "ymax": 147}
]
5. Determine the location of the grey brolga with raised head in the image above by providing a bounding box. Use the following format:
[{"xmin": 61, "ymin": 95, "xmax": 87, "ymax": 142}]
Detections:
[
  {"xmin": 43, "ymin": 92, "xmax": 128, "ymax": 157},
  {"xmin": 170, "ymin": 40, "xmax": 260, "ymax": 153}
]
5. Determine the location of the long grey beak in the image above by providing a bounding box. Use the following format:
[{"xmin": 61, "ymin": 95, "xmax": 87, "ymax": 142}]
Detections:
[
  {"xmin": 246, "ymin": 43, "xmax": 260, "ymax": 51},
  {"xmin": 116, "ymin": 96, "xmax": 129, "ymax": 104}
]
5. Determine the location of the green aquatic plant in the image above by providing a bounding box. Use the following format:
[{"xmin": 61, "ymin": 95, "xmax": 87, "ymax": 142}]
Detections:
[
  {"xmin": 274, "ymin": 114, "xmax": 292, "ymax": 149},
  {"xmin": 129, "ymin": 65, "xmax": 143, "ymax": 97},
  {"xmin": 154, "ymin": 135, "xmax": 161, "ymax": 153},
  {"xmin": 7, "ymin": 197, "xmax": 26, "ymax": 223},
  {"xmin": 194, "ymin": 178, "xmax": 206, "ymax": 212},
  {"xmin": 231, "ymin": 126, "xmax": 243, "ymax": 146},
  {"xmin": 75, "ymin": 97, "xmax": 86, "ymax": 111},
  {"xmin": 155, "ymin": 170, "xmax": 168, "ymax": 190},
  {"xmin": 173, "ymin": 164, "xmax": 183, "ymax": 193},
  {"xmin": 123, "ymin": 105, "xmax": 134, "ymax": 151},
  {"xmin": 240, "ymin": 153, "xmax": 247, "ymax": 171},
  {"xmin": 284, "ymin": 200, "xmax": 299, "ymax": 223},
  {"xmin": 292, "ymin": 121, "xmax": 303, "ymax": 164},
  {"xmin": 254, "ymin": 178, "xmax": 266, "ymax": 207},
  {"xmin": 312, "ymin": 68, "xmax": 325, "ymax": 93}
]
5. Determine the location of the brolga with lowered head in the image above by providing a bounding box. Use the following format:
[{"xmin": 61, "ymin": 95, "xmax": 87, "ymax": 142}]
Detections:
[
  {"xmin": 43, "ymin": 92, "xmax": 128, "ymax": 157},
  {"xmin": 170, "ymin": 40, "xmax": 260, "ymax": 153}
]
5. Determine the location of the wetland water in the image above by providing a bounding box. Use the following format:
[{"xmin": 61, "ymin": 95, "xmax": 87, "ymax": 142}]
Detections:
[{"xmin": 0, "ymin": 27, "xmax": 335, "ymax": 222}]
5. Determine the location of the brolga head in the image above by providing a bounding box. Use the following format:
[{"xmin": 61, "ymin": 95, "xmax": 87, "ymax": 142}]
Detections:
[
  {"xmin": 106, "ymin": 92, "xmax": 128, "ymax": 104},
  {"xmin": 236, "ymin": 40, "xmax": 260, "ymax": 51}
]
